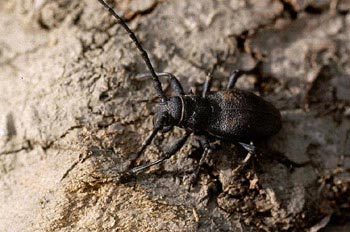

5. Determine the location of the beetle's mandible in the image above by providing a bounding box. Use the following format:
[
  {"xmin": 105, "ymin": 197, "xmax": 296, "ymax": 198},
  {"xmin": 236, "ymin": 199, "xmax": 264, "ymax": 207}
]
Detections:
[{"xmin": 98, "ymin": 0, "xmax": 282, "ymax": 184}]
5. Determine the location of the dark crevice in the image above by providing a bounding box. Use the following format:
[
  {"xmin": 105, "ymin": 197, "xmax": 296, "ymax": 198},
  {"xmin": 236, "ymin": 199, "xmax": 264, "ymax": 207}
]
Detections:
[
  {"xmin": 37, "ymin": 16, "xmax": 50, "ymax": 30},
  {"xmin": 188, "ymin": 145, "xmax": 204, "ymax": 161},
  {"xmin": 236, "ymin": 31, "xmax": 249, "ymax": 53},
  {"xmin": 102, "ymin": 0, "xmax": 160, "ymax": 23},
  {"xmin": 208, "ymin": 165, "xmax": 224, "ymax": 202},
  {"xmin": 121, "ymin": 1, "xmax": 160, "ymax": 22},
  {"xmin": 281, "ymin": 0, "xmax": 298, "ymax": 20},
  {"xmin": 305, "ymin": 5, "xmax": 324, "ymax": 15},
  {"xmin": 338, "ymin": 9, "xmax": 349, "ymax": 15},
  {"xmin": 71, "ymin": 7, "xmax": 84, "ymax": 26},
  {"xmin": 99, "ymin": 91, "xmax": 110, "ymax": 101}
]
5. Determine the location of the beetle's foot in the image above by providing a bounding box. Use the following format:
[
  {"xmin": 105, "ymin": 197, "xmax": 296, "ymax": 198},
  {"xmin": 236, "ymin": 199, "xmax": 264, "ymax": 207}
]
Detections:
[
  {"xmin": 185, "ymin": 170, "xmax": 200, "ymax": 191},
  {"xmin": 280, "ymin": 158, "xmax": 310, "ymax": 171},
  {"xmin": 188, "ymin": 164, "xmax": 206, "ymax": 189},
  {"xmin": 271, "ymin": 151, "xmax": 310, "ymax": 171},
  {"xmin": 118, "ymin": 171, "xmax": 135, "ymax": 184},
  {"xmin": 189, "ymin": 172, "xmax": 199, "ymax": 186}
]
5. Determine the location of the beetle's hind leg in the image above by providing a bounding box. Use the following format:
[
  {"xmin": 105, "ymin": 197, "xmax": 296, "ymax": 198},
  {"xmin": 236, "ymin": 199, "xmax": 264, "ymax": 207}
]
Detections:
[
  {"xmin": 230, "ymin": 142, "xmax": 255, "ymax": 174},
  {"xmin": 238, "ymin": 142, "xmax": 309, "ymax": 170},
  {"xmin": 238, "ymin": 141, "xmax": 257, "ymax": 153}
]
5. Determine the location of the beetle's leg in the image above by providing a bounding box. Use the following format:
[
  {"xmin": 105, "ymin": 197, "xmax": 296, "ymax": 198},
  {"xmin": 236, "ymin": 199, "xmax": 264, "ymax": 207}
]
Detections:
[
  {"xmin": 227, "ymin": 141, "xmax": 257, "ymax": 176},
  {"xmin": 189, "ymin": 136, "xmax": 211, "ymax": 185},
  {"xmin": 129, "ymin": 126, "xmax": 161, "ymax": 168},
  {"xmin": 120, "ymin": 131, "xmax": 191, "ymax": 182},
  {"xmin": 128, "ymin": 115, "xmax": 166, "ymax": 168},
  {"xmin": 232, "ymin": 151, "xmax": 253, "ymax": 175},
  {"xmin": 136, "ymin": 72, "xmax": 185, "ymax": 95},
  {"xmin": 238, "ymin": 142, "xmax": 309, "ymax": 169},
  {"xmin": 270, "ymin": 151, "xmax": 310, "ymax": 169},
  {"xmin": 227, "ymin": 70, "xmax": 244, "ymax": 89},
  {"xmin": 202, "ymin": 73, "xmax": 213, "ymax": 98},
  {"xmin": 238, "ymin": 141, "xmax": 257, "ymax": 154},
  {"xmin": 202, "ymin": 61, "xmax": 220, "ymax": 97}
]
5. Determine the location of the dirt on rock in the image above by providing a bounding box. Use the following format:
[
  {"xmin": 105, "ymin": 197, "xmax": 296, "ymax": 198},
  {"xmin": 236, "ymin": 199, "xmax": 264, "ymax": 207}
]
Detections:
[{"xmin": 1, "ymin": 0, "xmax": 350, "ymax": 231}]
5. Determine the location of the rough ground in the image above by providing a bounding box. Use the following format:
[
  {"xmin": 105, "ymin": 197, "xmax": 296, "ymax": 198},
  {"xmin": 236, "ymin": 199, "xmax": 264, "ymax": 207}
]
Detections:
[{"xmin": 1, "ymin": 0, "xmax": 350, "ymax": 231}]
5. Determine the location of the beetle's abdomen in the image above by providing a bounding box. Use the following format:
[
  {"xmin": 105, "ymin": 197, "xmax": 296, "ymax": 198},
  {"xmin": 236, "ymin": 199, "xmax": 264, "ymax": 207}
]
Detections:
[{"xmin": 206, "ymin": 89, "xmax": 282, "ymax": 141}]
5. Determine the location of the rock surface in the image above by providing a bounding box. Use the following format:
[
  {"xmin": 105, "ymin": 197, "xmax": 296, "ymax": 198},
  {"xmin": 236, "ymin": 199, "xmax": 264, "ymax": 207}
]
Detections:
[{"xmin": 1, "ymin": 0, "xmax": 349, "ymax": 231}]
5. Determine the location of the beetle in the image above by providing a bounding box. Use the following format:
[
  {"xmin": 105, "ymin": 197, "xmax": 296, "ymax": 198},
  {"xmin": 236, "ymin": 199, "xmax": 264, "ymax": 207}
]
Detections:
[{"xmin": 98, "ymin": 0, "xmax": 282, "ymax": 184}]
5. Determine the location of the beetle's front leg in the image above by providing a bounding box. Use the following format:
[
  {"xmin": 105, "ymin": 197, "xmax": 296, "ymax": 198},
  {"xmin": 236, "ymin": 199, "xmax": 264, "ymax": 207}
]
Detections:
[
  {"xmin": 119, "ymin": 131, "xmax": 191, "ymax": 183},
  {"xmin": 136, "ymin": 72, "xmax": 185, "ymax": 95}
]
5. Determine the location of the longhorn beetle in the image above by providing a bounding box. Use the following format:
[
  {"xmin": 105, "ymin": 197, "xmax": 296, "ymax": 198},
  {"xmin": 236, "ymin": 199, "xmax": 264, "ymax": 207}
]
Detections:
[{"xmin": 98, "ymin": 0, "xmax": 284, "ymax": 184}]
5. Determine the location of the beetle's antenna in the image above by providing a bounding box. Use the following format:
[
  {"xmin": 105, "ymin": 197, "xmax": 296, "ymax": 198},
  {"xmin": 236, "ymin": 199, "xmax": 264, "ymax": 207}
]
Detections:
[{"xmin": 98, "ymin": 0, "xmax": 167, "ymax": 102}]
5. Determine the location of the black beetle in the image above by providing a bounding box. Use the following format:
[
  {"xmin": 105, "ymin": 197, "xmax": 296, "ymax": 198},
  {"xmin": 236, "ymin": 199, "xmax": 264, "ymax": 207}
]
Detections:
[{"xmin": 98, "ymin": 0, "xmax": 282, "ymax": 184}]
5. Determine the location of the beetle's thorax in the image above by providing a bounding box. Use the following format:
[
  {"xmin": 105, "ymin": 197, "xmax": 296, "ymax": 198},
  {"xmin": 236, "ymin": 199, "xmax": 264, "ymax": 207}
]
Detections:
[
  {"xmin": 177, "ymin": 95, "xmax": 210, "ymax": 131},
  {"xmin": 156, "ymin": 95, "xmax": 210, "ymax": 131}
]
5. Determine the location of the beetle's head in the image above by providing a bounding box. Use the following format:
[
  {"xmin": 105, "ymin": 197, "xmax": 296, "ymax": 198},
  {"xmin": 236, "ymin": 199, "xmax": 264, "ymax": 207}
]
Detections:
[{"xmin": 154, "ymin": 97, "xmax": 183, "ymax": 131}]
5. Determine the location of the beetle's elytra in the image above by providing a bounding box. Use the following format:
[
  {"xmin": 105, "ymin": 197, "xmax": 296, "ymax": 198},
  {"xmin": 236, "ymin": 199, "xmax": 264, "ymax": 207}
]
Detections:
[
  {"xmin": 204, "ymin": 89, "xmax": 282, "ymax": 141},
  {"xmin": 98, "ymin": 0, "xmax": 282, "ymax": 184}
]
